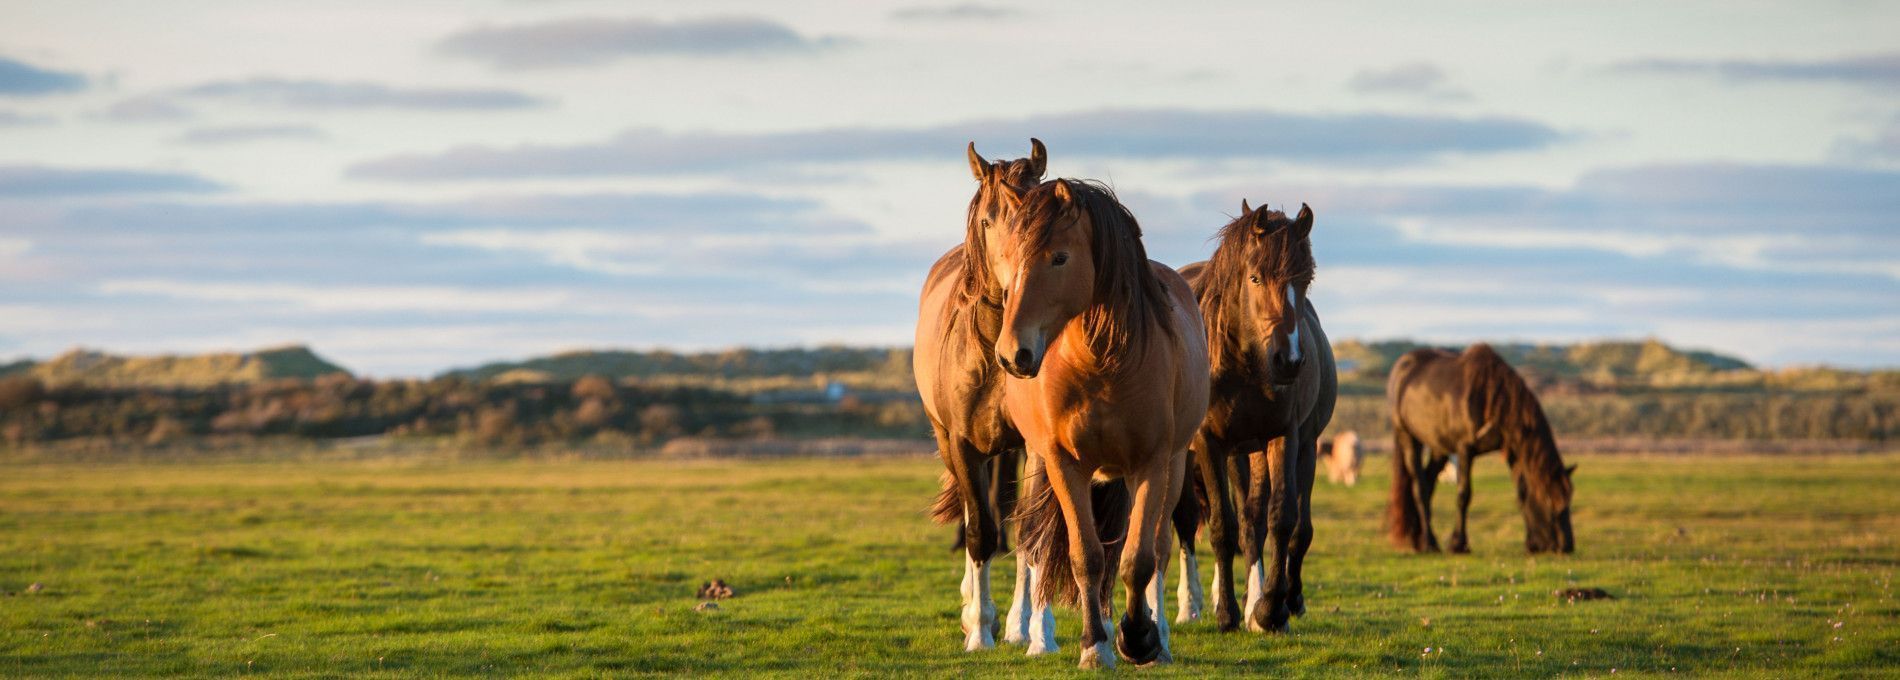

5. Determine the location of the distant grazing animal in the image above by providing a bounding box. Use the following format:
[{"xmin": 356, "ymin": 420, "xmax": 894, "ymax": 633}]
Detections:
[
  {"xmin": 914, "ymin": 139, "xmax": 1048, "ymax": 652},
  {"xmin": 1384, "ymin": 344, "xmax": 1576, "ymax": 554},
  {"xmin": 1320, "ymin": 431, "xmax": 1361, "ymax": 486},
  {"xmin": 998, "ymin": 179, "xmax": 1209, "ymax": 668},
  {"xmin": 1169, "ymin": 200, "xmax": 1337, "ymax": 634}
]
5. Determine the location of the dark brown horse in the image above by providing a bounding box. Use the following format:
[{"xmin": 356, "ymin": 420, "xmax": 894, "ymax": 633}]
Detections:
[
  {"xmin": 914, "ymin": 140, "xmax": 1045, "ymax": 652},
  {"xmin": 1171, "ymin": 201, "xmax": 1337, "ymax": 634},
  {"xmin": 999, "ymin": 179, "xmax": 1209, "ymax": 668},
  {"xmin": 1384, "ymin": 344, "xmax": 1576, "ymax": 554}
]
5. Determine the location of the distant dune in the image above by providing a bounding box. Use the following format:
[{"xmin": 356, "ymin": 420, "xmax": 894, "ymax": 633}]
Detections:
[{"xmin": 1, "ymin": 345, "xmax": 349, "ymax": 388}]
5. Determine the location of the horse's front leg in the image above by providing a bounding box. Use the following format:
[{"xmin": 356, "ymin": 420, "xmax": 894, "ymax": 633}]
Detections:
[
  {"xmin": 947, "ymin": 440, "xmax": 998, "ymax": 651},
  {"xmin": 1449, "ymin": 450, "xmax": 1476, "ymax": 554},
  {"xmin": 1115, "ymin": 447, "xmax": 1182, "ymax": 665},
  {"xmin": 1285, "ymin": 434, "xmax": 1318, "ymax": 618},
  {"xmin": 1247, "ymin": 437, "xmax": 1298, "ymax": 633},
  {"xmin": 1168, "ymin": 456, "xmax": 1204, "ymax": 626},
  {"xmin": 1043, "ymin": 457, "xmax": 1112, "ymax": 669},
  {"xmin": 1196, "ymin": 438, "xmax": 1242, "ymax": 632}
]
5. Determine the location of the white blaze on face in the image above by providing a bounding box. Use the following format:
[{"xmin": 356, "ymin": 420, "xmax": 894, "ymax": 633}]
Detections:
[{"xmin": 1285, "ymin": 283, "xmax": 1302, "ymax": 362}]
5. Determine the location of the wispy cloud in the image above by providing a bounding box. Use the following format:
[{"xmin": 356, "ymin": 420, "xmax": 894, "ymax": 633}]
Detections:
[
  {"xmin": 1348, "ymin": 62, "xmax": 1471, "ymax": 101},
  {"xmin": 0, "ymin": 109, "xmax": 54, "ymax": 126},
  {"xmin": 890, "ymin": 4, "xmax": 1021, "ymax": 22},
  {"xmin": 173, "ymin": 124, "xmax": 328, "ymax": 146},
  {"xmin": 95, "ymin": 94, "xmax": 196, "ymax": 122},
  {"xmin": 0, "ymin": 56, "xmax": 85, "ymax": 96},
  {"xmin": 1614, "ymin": 52, "xmax": 1900, "ymax": 90},
  {"xmin": 350, "ymin": 108, "xmax": 1568, "ymax": 180},
  {"xmin": 1831, "ymin": 119, "xmax": 1900, "ymax": 161},
  {"xmin": 0, "ymin": 165, "xmax": 223, "ymax": 197},
  {"xmin": 97, "ymin": 279, "xmax": 573, "ymax": 313},
  {"xmin": 175, "ymin": 78, "xmax": 546, "ymax": 110},
  {"xmin": 437, "ymin": 16, "xmax": 848, "ymax": 69}
]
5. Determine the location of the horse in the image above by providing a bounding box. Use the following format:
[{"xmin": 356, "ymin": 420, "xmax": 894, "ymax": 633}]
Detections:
[
  {"xmin": 1320, "ymin": 430, "xmax": 1361, "ymax": 486},
  {"xmin": 1169, "ymin": 200, "xmax": 1337, "ymax": 634},
  {"xmin": 1384, "ymin": 344, "xmax": 1576, "ymax": 554},
  {"xmin": 996, "ymin": 179, "xmax": 1209, "ymax": 668},
  {"xmin": 914, "ymin": 139, "xmax": 1048, "ymax": 653}
]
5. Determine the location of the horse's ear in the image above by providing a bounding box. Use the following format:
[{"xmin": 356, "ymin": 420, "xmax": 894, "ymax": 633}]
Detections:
[
  {"xmin": 1293, "ymin": 203, "xmax": 1314, "ymax": 239},
  {"xmin": 967, "ymin": 142, "xmax": 989, "ymax": 181},
  {"xmin": 1028, "ymin": 138, "xmax": 1047, "ymax": 180},
  {"xmin": 1052, "ymin": 179, "xmax": 1074, "ymax": 203},
  {"xmin": 1564, "ymin": 463, "xmax": 1577, "ymax": 477},
  {"xmin": 1239, "ymin": 198, "xmax": 1251, "ymax": 215}
]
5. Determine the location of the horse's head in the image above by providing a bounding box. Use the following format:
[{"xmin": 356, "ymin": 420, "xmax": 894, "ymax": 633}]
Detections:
[
  {"xmin": 993, "ymin": 180, "xmax": 1094, "ymax": 379},
  {"xmin": 963, "ymin": 140, "xmax": 1046, "ymax": 299},
  {"xmin": 1521, "ymin": 460, "xmax": 1576, "ymax": 554},
  {"xmin": 1214, "ymin": 200, "xmax": 1315, "ymax": 386}
]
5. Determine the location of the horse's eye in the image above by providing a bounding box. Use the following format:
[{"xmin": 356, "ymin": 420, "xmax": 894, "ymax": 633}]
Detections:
[
  {"xmin": 980, "ymin": 219, "xmax": 991, "ymax": 229},
  {"xmin": 1249, "ymin": 275, "xmax": 1261, "ymax": 285},
  {"xmin": 1053, "ymin": 252, "xmax": 1069, "ymax": 266}
]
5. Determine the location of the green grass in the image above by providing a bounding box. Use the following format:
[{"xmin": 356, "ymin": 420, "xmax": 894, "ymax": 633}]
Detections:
[{"xmin": 0, "ymin": 451, "xmax": 1894, "ymax": 677}]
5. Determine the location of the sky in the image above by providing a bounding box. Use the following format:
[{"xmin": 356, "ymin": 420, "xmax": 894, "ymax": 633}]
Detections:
[{"xmin": 1, "ymin": 1, "xmax": 1897, "ymax": 376}]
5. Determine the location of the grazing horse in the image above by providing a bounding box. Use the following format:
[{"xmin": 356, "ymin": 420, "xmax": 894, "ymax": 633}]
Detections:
[
  {"xmin": 998, "ymin": 179, "xmax": 1208, "ymax": 668},
  {"xmin": 1384, "ymin": 344, "xmax": 1576, "ymax": 555},
  {"xmin": 1171, "ymin": 201, "xmax": 1337, "ymax": 634},
  {"xmin": 1321, "ymin": 431, "xmax": 1361, "ymax": 486},
  {"xmin": 915, "ymin": 140, "xmax": 1047, "ymax": 652}
]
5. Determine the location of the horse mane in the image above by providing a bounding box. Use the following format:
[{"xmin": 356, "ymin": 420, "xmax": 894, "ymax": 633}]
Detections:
[
  {"xmin": 1012, "ymin": 179, "xmax": 1174, "ymax": 372},
  {"xmin": 958, "ymin": 157, "xmax": 1042, "ymax": 303},
  {"xmin": 1461, "ymin": 343, "xmax": 1570, "ymax": 510},
  {"xmin": 1197, "ymin": 207, "xmax": 1317, "ymax": 371}
]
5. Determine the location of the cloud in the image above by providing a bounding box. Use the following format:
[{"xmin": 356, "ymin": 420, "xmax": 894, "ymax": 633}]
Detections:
[
  {"xmin": 890, "ymin": 4, "xmax": 1021, "ymax": 21},
  {"xmin": 95, "ymin": 94, "xmax": 196, "ymax": 122},
  {"xmin": 174, "ymin": 78, "xmax": 545, "ymax": 110},
  {"xmin": 1348, "ymin": 62, "xmax": 1472, "ymax": 101},
  {"xmin": 1614, "ymin": 52, "xmax": 1900, "ymax": 90},
  {"xmin": 0, "ymin": 109, "xmax": 53, "ymax": 126},
  {"xmin": 350, "ymin": 108, "xmax": 1568, "ymax": 180},
  {"xmin": 97, "ymin": 279, "xmax": 573, "ymax": 313},
  {"xmin": 437, "ymin": 16, "xmax": 847, "ymax": 69},
  {"xmin": 0, "ymin": 165, "xmax": 223, "ymax": 197},
  {"xmin": 0, "ymin": 56, "xmax": 85, "ymax": 96},
  {"xmin": 1831, "ymin": 119, "xmax": 1900, "ymax": 161},
  {"xmin": 173, "ymin": 124, "xmax": 328, "ymax": 146}
]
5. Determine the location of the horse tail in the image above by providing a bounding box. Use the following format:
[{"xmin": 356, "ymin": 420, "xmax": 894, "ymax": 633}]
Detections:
[
  {"xmin": 1015, "ymin": 471, "xmax": 1133, "ymax": 608},
  {"xmin": 931, "ymin": 469, "xmax": 962, "ymax": 527}
]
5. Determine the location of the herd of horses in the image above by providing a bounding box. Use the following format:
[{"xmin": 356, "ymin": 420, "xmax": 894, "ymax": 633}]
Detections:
[{"xmin": 912, "ymin": 140, "xmax": 1577, "ymax": 668}]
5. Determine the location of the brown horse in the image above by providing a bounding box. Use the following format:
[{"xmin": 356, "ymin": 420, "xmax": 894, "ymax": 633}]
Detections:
[
  {"xmin": 998, "ymin": 179, "xmax": 1208, "ymax": 668},
  {"xmin": 1384, "ymin": 344, "xmax": 1576, "ymax": 554},
  {"xmin": 1321, "ymin": 431, "xmax": 1361, "ymax": 486},
  {"xmin": 914, "ymin": 139, "xmax": 1045, "ymax": 652},
  {"xmin": 1170, "ymin": 201, "xmax": 1337, "ymax": 634}
]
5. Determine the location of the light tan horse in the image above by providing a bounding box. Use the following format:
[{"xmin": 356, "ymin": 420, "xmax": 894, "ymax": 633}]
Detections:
[
  {"xmin": 1321, "ymin": 431, "xmax": 1361, "ymax": 486},
  {"xmin": 914, "ymin": 140, "xmax": 1047, "ymax": 652},
  {"xmin": 997, "ymin": 179, "xmax": 1209, "ymax": 668}
]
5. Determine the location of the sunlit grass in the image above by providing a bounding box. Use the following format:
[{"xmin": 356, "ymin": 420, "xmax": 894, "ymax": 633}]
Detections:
[{"xmin": 0, "ymin": 451, "xmax": 1894, "ymax": 677}]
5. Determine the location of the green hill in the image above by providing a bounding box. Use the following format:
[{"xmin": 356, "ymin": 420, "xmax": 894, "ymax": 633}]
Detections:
[
  {"xmin": 441, "ymin": 346, "xmax": 914, "ymax": 392},
  {"xmin": 21, "ymin": 345, "xmax": 350, "ymax": 387},
  {"xmin": 1332, "ymin": 338, "xmax": 1755, "ymax": 386}
]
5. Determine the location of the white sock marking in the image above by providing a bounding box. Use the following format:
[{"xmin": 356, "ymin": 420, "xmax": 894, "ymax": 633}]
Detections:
[
  {"xmin": 960, "ymin": 555, "xmax": 995, "ymax": 651},
  {"xmin": 1146, "ymin": 563, "xmax": 1174, "ymax": 663},
  {"xmin": 1175, "ymin": 550, "xmax": 1204, "ymax": 624},
  {"xmin": 1003, "ymin": 555, "xmax": 1032, "ymax": 645},
  {"xmin": 1244, "ymin": 559, "xmax": 1266, "ymax": 630}
]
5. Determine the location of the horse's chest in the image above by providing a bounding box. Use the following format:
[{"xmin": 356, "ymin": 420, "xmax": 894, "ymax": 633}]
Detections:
[{"xmin": 1207, "ymin": 378, "xmax": 1300, "ymax": 444}]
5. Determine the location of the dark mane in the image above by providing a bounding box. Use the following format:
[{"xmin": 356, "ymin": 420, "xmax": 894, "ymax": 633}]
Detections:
[
  {"xmin": 958, "ymin": 157, "xmax": 1042, "ymax": 303},
  {"xmin": 1462, "ymin": 343, "xmax": 1569, "ymax": 510},
  {"xmin": 1012, "ymin": 179, "xmax": 1173, "ymax": 372},
  {"xmin": 1197, "ymin": 207, "xmax": 1317, "ymax": 371}
]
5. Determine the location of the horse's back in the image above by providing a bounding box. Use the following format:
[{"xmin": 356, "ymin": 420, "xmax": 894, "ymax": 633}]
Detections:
[
  {"xmin": 1176, "ymin": 260, "xmax": 1209, "ymax": 294},
  {"xmin": 1386, "ymin": 348, "xmax": 1474, "ymax": 450}
]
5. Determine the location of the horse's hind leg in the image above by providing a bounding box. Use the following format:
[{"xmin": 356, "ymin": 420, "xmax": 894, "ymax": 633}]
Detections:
[
  {"xmin": 1003, "ymin": 452, "xmax": 1057, "ymax": 654},
  {"xmin": 1285, "ymin": 434, "xmax": 1318, "ymax": 618},
  {"xmin": 1197, "ymin": 439, "xmax": 1242, "ymax": 632},
  {"xmin": 1449, "ymin": 450, "xmax": 1476, "ymax": 554},
  {"xmin": 1409, "ymin": 441, "xmax": 1446, "ymax": 553},
  {"xmin": 1169, "ymin": 455, "xmax": 1205, "ymax": 625}
]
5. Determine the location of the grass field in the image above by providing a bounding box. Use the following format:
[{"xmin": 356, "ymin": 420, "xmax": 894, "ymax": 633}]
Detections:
[{"xmin": 0, "ymin": 450, "xmax": 1895, "ymax": 677}]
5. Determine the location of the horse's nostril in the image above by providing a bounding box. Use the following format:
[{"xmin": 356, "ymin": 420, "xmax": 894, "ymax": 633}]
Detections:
[{"xmin": 1013, "ymin": 348, "xmax": 1034, "ymax": 369}]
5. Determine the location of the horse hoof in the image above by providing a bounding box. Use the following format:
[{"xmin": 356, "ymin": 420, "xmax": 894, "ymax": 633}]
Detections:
[
  {"xmin": 1025, "ymin": 640, "xmax": 1059, "ymax": 657},
  {"xmin": 1215, "ymin": 606, "xmax": 1241, "ymax": 633},
  {"xmin": 1287, "ymin": 594, "xmax": 1306, "ymax": 617},
  {"xmin": 1115, "ymin": 614, "xmax": 1160, "ymax": 665},
  {"xmin": 1246, "ymin": 600, "xmax": 1291, "ymax": 634},
  {"xmin": 1079, "ymin": 641, "xmax": 1116, "ymax": 669}
]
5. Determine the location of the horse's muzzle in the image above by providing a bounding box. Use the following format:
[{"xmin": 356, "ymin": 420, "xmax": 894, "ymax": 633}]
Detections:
[{"xmin": 997, "ymin": 347, "xmax": 1041, "ymax": 379}]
